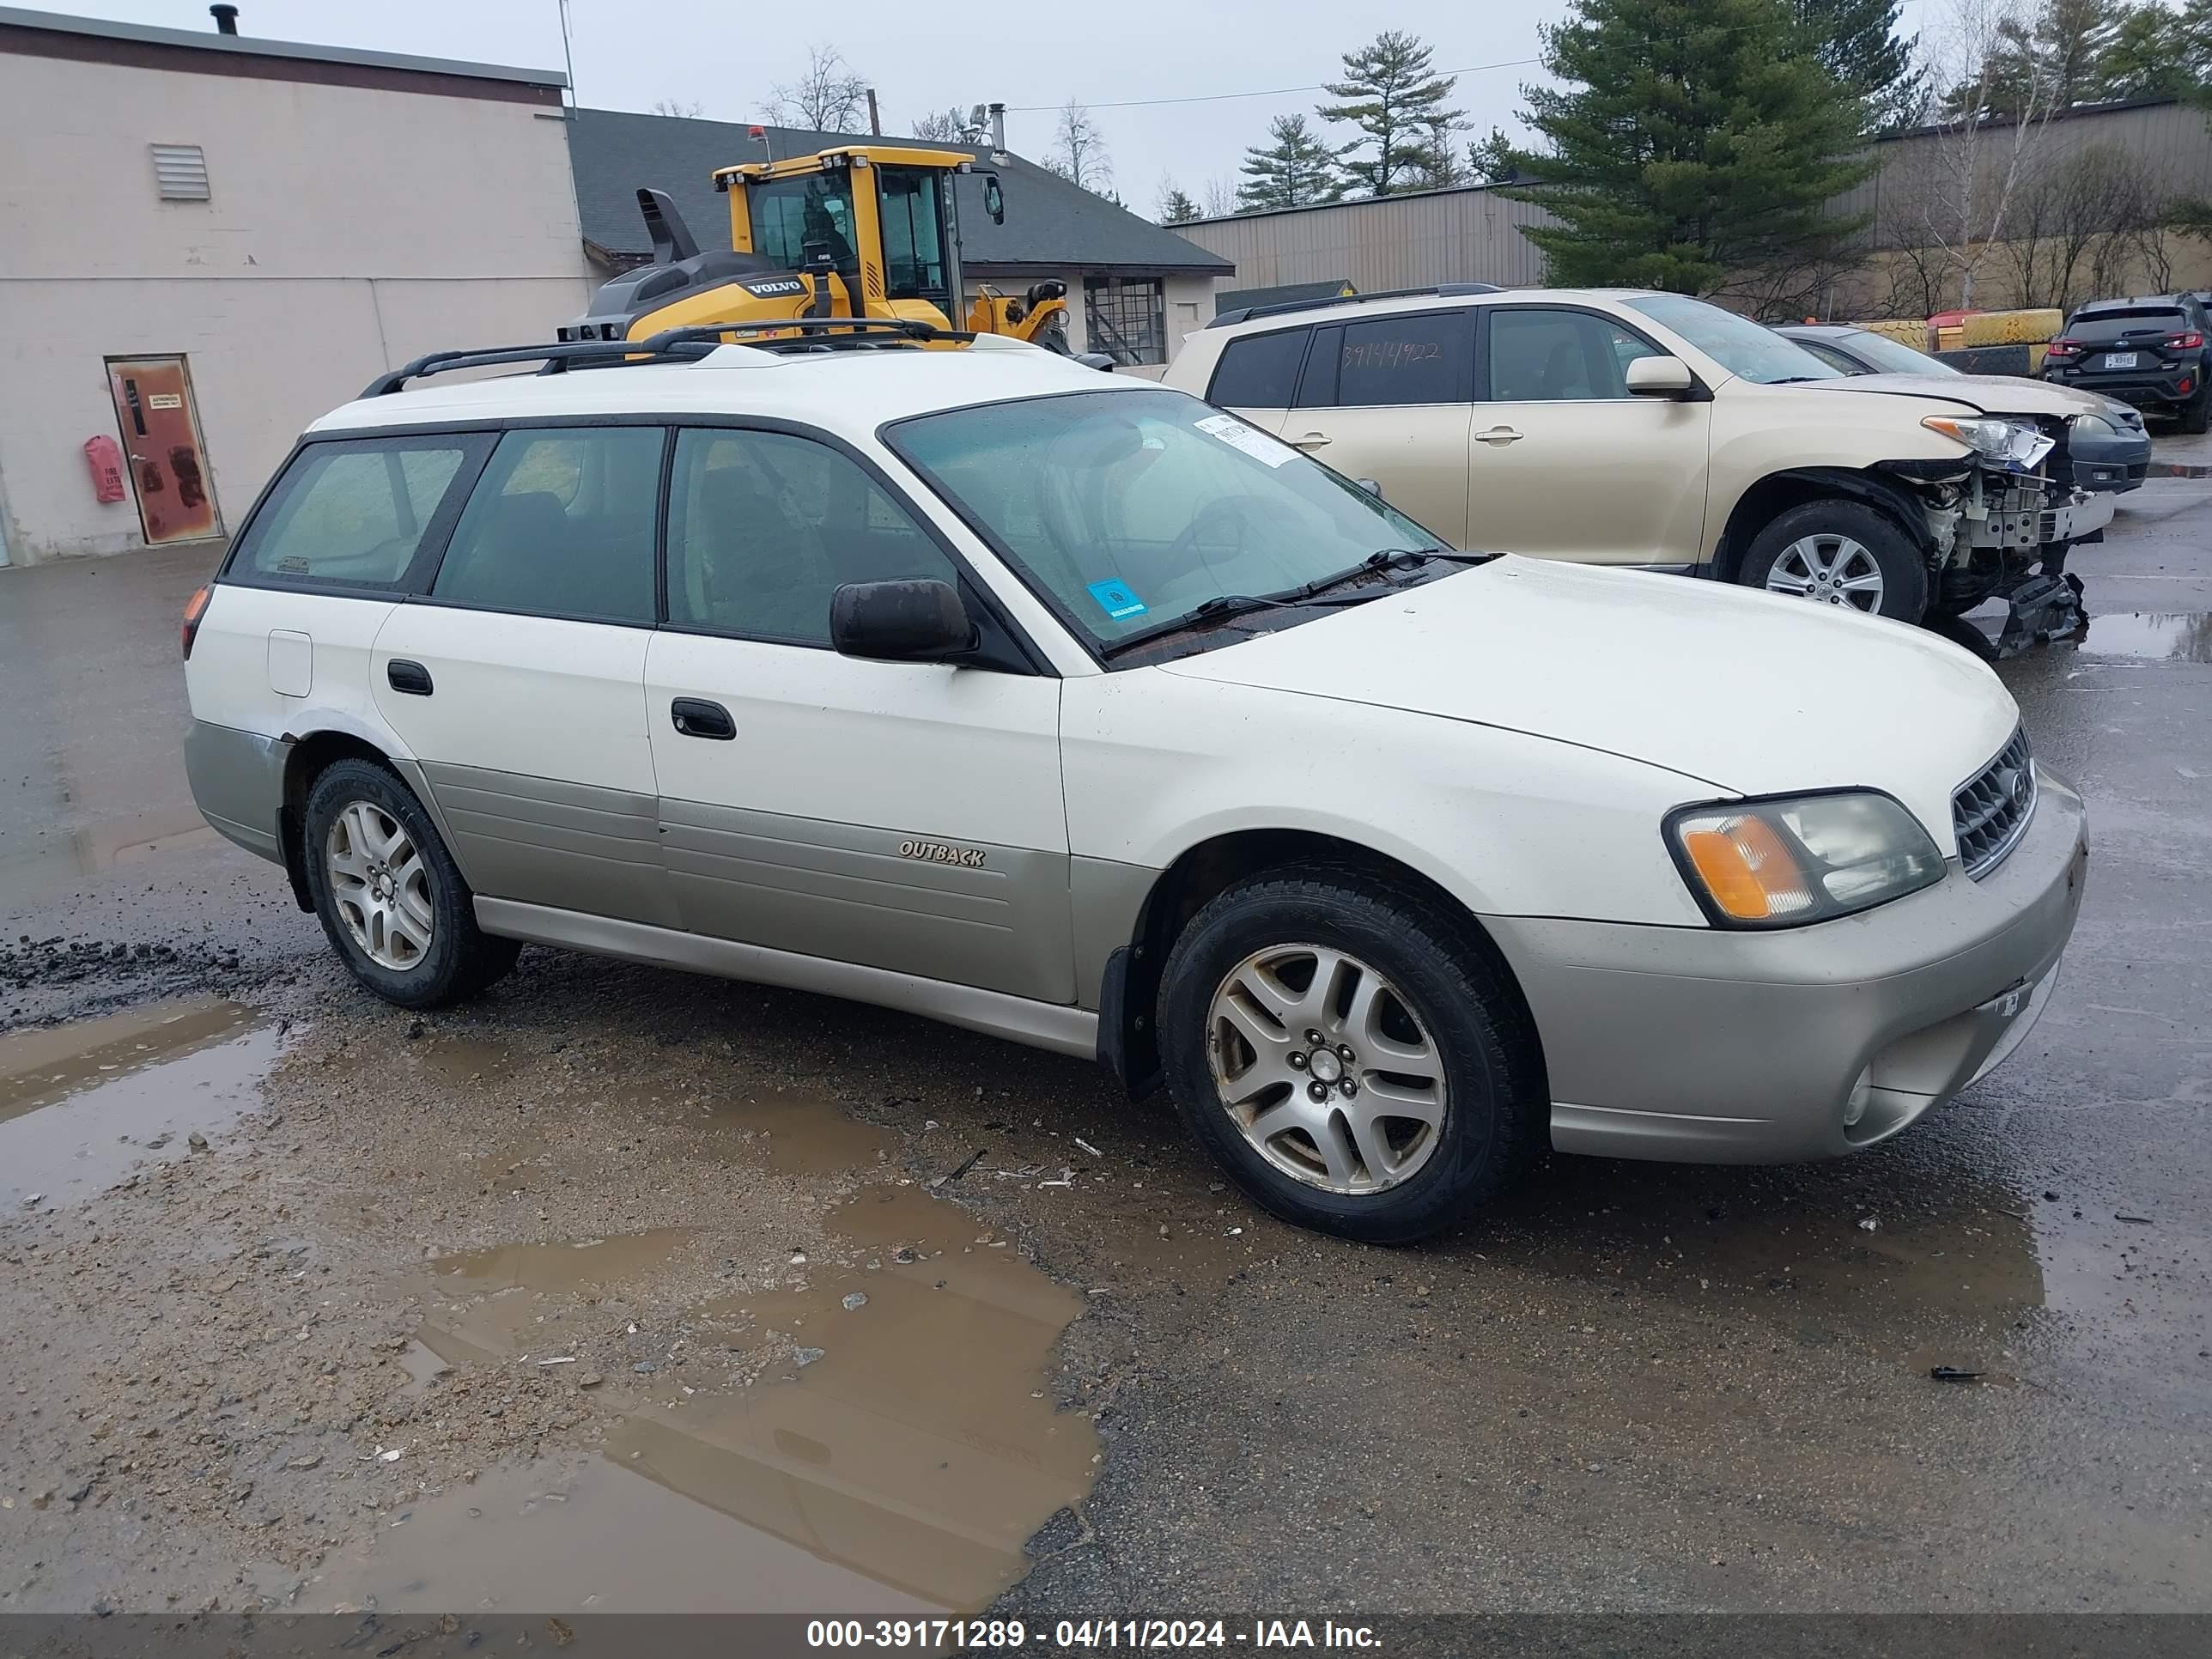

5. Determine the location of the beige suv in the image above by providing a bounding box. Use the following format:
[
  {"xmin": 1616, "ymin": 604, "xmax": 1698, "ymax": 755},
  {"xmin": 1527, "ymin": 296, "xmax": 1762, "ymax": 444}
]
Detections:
[{"xmin": 1164, "ymin": 287, "xmax": 2117, "ymax": 645}]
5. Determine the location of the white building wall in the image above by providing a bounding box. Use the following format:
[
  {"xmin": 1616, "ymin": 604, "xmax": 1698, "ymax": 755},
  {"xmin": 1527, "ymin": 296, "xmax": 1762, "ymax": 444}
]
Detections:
[{"xmin": 0, "ymin": 46, "xmax": 591, "ymax": 565}]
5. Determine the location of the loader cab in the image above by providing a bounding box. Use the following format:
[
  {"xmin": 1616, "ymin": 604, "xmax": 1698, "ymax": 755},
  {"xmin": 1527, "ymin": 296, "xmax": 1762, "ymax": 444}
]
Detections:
[{"xmin": 721, "ymin": 147, "xmax": 970, "ymax": 328}]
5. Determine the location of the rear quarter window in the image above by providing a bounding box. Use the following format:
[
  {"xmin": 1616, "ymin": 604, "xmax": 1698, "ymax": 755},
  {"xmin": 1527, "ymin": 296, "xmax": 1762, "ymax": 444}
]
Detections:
[
  {"xmin": 231, "ymin": 434, "xmax": 487, "ymax": 591},
  {"xmin": 1206, "ymin": 329, "xmax": 1309, "ymax": 407}
]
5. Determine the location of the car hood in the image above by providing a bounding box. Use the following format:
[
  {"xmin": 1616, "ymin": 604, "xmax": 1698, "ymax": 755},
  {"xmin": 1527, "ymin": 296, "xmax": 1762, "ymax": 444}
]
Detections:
[
  {"xmin": 1158, "ymin": 556, "xmax": 2017, "ymax": 848},
  {"xmin": 1801, "ymin": 372, "xmax": 2101, "ymax": 419}
]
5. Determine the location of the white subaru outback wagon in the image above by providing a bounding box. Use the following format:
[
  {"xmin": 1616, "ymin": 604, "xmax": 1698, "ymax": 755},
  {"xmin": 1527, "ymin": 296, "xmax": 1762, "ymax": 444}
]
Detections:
[{"xmin": 182, "ymin": 324, "xmax": 2087, "ymax": 1242}]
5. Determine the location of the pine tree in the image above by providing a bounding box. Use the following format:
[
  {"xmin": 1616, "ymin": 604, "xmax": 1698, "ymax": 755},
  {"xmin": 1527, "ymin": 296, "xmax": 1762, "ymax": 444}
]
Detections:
[
  {"xmin": 1982, "ymin": 0, "xmax": 2126, "ymax": 110},
  {"xmin": 1508, "ymin": 0, "xmax": 1875, "ymax": 295},
  {"xmin": 1237, "ymin": 115, "xmax": 1346, "ymax": 210},
  {"xmin": 1317, "ymin": 31, "xmax": 1465, "ymax": 196},
  {"xmin": 1156, "ymin": 176, "xmax": 1202, "ymax": 222},
  {"xmin": 1796, "ymin": 0, "xmax": 1924, "ymax": 129}
]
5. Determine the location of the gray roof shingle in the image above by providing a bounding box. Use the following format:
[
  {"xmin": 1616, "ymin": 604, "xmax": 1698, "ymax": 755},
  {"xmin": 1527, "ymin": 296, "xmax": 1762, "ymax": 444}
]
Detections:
[{"xmin": 568, "ymin": 106, "xmax": 1231, "ymax": 276}]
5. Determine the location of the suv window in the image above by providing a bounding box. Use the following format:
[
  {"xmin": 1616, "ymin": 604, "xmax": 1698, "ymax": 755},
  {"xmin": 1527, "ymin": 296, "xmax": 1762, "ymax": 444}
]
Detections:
[
  {"xmin": 666, "ymin": 428, "xmax": 961, "ymax": 645},
  {"xmin": 430, "ymin": 427, "xmax": 663, "ymax": 624},
  {"xmin": 1315, "ymin": 311, "xmax": 1472, "ymax": 408},
  {"xmin": 1486, "ymin": 308, "xmax": 1661, "ymax": 400},
  {"xmin": 1208, "ymin": 328, "xmax": 1309, "ymax": 408},
  {"xmin": 235, "ymin": 435, "xmax": 483, "ymax": 589}
]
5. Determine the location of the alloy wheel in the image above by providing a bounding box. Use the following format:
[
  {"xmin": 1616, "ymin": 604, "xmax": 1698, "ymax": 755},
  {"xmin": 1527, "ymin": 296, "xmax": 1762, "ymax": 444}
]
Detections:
[
  {"xmin": 1206, "ymin": 943, "xmax": 1449, "ymax": 1195},
  {"xmin": 325, "ymin": 799, "xmax": 434, "ymax": 971},
  {"xmin": 1765, "ymin": 533, "xmax": 1886, "ymax": 612}
]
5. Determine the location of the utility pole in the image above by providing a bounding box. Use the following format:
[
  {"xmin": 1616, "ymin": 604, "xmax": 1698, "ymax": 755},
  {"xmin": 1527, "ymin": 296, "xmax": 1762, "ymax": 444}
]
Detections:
[{"xmin": 866, "ymin": 88, "xmax": 881, "ymax": 136}]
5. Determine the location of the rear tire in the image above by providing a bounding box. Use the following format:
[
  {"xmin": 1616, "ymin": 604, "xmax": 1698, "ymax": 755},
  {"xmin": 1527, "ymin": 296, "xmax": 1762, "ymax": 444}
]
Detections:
[
  {"xmin": 1157, "ymin": 865, "xmax": 1545, "ymax": 1244},
  {"xmin": 1738, "ymin": 498, "xmax": 1928, "ymax": 623},
  {"xmin": 302, "ymin": 758, "xmax": 520, "ymax": 1009},
  {"xmin": 2180, "ymin": 383, "xmax": 2212, "ymax": 435}
]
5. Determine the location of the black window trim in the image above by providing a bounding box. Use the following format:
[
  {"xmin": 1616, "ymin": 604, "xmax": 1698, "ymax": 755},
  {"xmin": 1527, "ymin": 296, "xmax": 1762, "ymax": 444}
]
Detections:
[
  {"xmin": 215, "ymin": 430, "xmax": 497, "ymax": 602},
  {"xmin": 1204, "ymin": 324, "xmax": 1315, "ymax": 409},
  {"xmin": 216, "ymin": 410, "xmax": 1053, "ymax": 675},
  {"xmin": 1291, "ymin": 307, "xmax": 1476, "ymax": 410},
  {"xmin": 1474, "ymin": 301, "xmax": 1675, "ymax": 405}
]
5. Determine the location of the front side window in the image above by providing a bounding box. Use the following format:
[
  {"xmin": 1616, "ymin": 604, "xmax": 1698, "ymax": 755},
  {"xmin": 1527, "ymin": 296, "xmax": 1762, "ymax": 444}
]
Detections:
[
  {"xmin": 1085, "ymin": 277, "xmax": 1167, "ymax": 366},
  {"xmin": 1485, "ymin": 308, "xmax": 1661, "ymax": 401},
  {"xmin": 666, "ymin": 428, "xmax": 960, "ymax": 645},
  {"xmin": 430, "ymin": 427, "xmax": 662, "ymax": 623},
  {"xmin": 1625, "ymin": 293, "xmax": 1841, "ymax": 385},
  {"xmin": 234, "ymin": 434, "xmax": 483, "ymax": 589},
  {"xmin": 1325, "ymin": 311, "xmax": 1472, "ymax": 408},
  {"xmin": 889, "ymin": 387, "xmax": 1446, "ymax": 656},
  {"xmin": 876, "ymin": 166, "xmax": 949, "ymax": 305},
  {"xmin": 748, "ymin": 171, "xmax": 860, "ymax": 277}
]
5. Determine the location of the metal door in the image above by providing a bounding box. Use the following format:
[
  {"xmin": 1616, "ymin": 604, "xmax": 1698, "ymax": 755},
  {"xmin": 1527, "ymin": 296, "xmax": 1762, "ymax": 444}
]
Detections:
[{"xmin": 105, "ymin": 356, "xmax": 220, "ymax": 544}]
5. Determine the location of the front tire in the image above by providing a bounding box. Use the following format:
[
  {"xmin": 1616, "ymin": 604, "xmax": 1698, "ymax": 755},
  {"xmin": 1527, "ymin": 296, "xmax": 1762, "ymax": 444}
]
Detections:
[
  {"xmin": 1157, "ymin": 866, "xmax": 1544, "ymax": 1243},
  {"xmin": 302, "ymin": 758, "xmax": 519, "ymax": 1009},
  {"xmin": 1738, "ymin": 499, "xmax": 1928, "ymax": 623}
]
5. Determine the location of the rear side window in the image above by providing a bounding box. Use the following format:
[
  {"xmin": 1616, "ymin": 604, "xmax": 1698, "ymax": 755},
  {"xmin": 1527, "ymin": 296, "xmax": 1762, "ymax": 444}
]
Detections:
[
  {"xmin": 234, "ymin": 435, "xmax": 483, "ymax": 589},
  {"xmin": 430, "ymin": 427, "xmax": 664, "ymax": 624},
  {"xmin": 1207, "ymin": 329, "xmax": 1309, "ymax": 407},
  {"xmin": 1314, "ymin": 311, "xmax": 1472, "ymax": 408}
]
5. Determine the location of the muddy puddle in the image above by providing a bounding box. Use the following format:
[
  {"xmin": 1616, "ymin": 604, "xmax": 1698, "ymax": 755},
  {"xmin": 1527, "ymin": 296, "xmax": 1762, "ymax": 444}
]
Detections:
[
  {"xmin": 0, "ymin": 996, "xmax": 276, "ymax": 1206},
  {"xmin": 369, "ymin": 1143, "xmax": 1098, "ymax": 1613},
  {"xmin": 2075, "ymin": 611, "xmax": 2212, "ymax": 663}
]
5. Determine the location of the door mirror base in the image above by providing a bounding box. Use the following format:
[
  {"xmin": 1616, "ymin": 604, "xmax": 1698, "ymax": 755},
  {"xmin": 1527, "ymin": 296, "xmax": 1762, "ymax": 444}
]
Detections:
[
  {"xmin": 830, "ymin": 580, "xmax": 980, "ymax": 663},
  {"xmin": 1626, "ymin": 356, "xmax": 1700, "ymax": 398}
]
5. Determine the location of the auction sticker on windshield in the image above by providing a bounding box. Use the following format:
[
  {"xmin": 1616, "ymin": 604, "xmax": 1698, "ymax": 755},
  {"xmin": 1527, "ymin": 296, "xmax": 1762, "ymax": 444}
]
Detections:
[
  {"xmin": 1086, "ymin": 579, "xmax": 1149, "ymax": 620},
  {"xmin": 1194, "ymin": 412, "xmax": 1294, "ymax": 467}
]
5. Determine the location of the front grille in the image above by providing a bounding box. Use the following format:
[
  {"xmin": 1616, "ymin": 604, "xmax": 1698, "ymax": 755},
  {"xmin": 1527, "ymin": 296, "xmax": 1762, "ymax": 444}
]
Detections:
[{"xmin": 1954, "ymin": 728, "xmax": 2037, "ymax": 879}]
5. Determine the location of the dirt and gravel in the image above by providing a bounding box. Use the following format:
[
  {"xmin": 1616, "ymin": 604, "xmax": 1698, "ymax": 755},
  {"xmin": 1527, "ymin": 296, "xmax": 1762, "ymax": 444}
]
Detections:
[{"xmin": 3, "ymin": 486, "xmax": 2210, "ymax": 1624}]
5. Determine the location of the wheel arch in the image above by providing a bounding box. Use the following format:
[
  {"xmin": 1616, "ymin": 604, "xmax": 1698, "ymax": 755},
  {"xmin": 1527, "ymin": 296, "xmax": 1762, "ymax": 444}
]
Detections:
[
  {"xmin": 1098, "ymin": 827, "xmax": 1547, "ymax": 1104},
  {"xmin": 276, "ymin": 729, "xmax": 459, "ymax": 913},
  {"xmin": 1711, "ymin": 466, "xmax": 1934, "ymax": 582}
]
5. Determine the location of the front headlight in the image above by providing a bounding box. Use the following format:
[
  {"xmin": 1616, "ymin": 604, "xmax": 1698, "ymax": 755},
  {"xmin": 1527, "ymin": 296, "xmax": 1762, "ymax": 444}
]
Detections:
[
  {"xmin": 1922, "ymin": 415, "xmax": 2052, "ymax": 469},
  {"xmin": 1666, "ymin": 791, "xmax": 1944, "ymax": 928}
]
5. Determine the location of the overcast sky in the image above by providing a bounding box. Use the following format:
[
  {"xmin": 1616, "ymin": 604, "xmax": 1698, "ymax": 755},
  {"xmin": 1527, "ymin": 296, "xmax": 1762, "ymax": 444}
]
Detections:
[{"xmin": 61, "ymin": 0, "xmax": 1578, "ymax": 215}]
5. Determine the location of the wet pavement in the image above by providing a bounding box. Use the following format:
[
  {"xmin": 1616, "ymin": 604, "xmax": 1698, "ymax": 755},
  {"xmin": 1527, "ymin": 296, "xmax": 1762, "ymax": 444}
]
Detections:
[{"xmin": 1, "ymin": 487, "xmax": 2209, "ymax": 1618}]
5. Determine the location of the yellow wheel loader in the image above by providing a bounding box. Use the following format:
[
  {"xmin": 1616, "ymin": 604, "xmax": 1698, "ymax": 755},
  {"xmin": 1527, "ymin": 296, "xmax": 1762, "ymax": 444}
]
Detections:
[{"xmin": 560, "ymin": 145, "xmax": 1075, "ymax": 353}]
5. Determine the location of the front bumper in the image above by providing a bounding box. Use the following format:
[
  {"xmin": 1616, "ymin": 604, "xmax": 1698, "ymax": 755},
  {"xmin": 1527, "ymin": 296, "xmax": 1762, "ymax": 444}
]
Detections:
[
  {"xmin": 2067, "ymin": 428, "xmax": 2151, "ymax": 493},
  {"xmin": 1487, "ymin": 767, "xmax": 2087, "ymax": 1164}
]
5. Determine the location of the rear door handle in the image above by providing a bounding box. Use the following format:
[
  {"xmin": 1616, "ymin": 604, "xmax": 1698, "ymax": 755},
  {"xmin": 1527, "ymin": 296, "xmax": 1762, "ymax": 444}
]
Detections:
[
  {"xmin": 1289, "ymin": 432, "xmax": 1331, "ymax": 450},
  {"xmin": 1475, "ymin": 426, "xmax": 1523, "ymax": 446},
  {"xmin": 386, "ymin": 659, "xmax": 434, "ymax": 696},
  {"xmin": 671, "ymin": 698, "xmax": 735, "ymax": 740}
]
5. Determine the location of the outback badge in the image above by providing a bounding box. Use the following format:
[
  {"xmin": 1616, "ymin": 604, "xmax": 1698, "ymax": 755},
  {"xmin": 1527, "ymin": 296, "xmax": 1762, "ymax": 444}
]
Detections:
[{"xmin": 899, "ymin": 838, "xmax": 986, "ymax": 868}]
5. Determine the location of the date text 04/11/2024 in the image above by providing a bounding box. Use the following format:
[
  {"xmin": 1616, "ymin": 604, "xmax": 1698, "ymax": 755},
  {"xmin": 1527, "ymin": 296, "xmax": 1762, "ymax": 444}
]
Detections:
[{"xmin": 803, "ymin": 1620, "xmax": 1382, "ymax": 1650}]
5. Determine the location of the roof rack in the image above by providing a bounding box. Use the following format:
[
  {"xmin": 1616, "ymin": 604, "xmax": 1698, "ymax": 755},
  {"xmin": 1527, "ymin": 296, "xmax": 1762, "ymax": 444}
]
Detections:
[
  {"xmin": 1206, "ymin": 282, "xmax": 1503, "ymax": 330},
  {"xmin": 362, "ymin": 318, "xmax": 979, "ymax": 397}
]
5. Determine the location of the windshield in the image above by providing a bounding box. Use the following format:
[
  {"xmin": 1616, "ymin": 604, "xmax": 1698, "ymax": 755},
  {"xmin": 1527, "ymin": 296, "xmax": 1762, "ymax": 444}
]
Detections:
[
  {"xmin": 749, "ymin": 172, "xmax": 859, "ymax": 282},
  {"xmin": 888, "ymin": 387, "xmax": 1448, "ymax": 656},
  {"xmin": 1840, "ymin": 330, "xmax": 1957, "ymax": 375},
  {"xmin": 1626, "ymin": 294, "xmax": 1844, "ymax": 385}
]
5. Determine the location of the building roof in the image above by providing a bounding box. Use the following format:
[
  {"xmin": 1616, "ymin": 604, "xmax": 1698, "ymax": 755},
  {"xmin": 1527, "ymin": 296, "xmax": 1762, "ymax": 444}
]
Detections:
[
  {"xmin": 313, "ymin": 334, "xmax": 1148, "ymax": 437},
  {"xmin": 0, "ymin": 5, "xmax": 564, "ymax": 88},
  {"xmin": 568, "ymin": 107, "xmax": 1231, "ymax": 276}
]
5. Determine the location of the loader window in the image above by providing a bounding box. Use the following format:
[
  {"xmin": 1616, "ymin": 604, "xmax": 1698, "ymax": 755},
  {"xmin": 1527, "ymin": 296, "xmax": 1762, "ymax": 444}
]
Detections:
[
  {"xmin": 750, "ymin": 172, "xmax": 859, "ymax": 282},
  {"xmin": 877, "ymin": 166, "xmax": 951, "ymax": 307}
]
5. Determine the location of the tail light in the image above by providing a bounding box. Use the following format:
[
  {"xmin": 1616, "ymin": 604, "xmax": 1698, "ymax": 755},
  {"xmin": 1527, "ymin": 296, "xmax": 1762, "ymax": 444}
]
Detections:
[
  {"xmin": 181, "ymin": 584, "xmax": 210, "ymax": 659},
  {"xmin": 2043, "ymin": 339, "xmax": 2081, "ymax": 360},
  {"xmin": 2165, "ymin": 331, "xmax": 2204, "ymax": 350}
]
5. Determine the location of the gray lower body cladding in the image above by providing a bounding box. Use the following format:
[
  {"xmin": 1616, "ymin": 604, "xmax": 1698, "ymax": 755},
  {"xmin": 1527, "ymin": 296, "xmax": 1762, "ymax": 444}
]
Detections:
[{"xmin": 183, "ymin": 720, "xmax": 288, "ymax": 864}]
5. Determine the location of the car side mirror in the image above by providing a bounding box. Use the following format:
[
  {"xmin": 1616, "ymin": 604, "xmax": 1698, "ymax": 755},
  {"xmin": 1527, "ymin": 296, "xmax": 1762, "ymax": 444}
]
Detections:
[
  {"xmin": 830, "ymin": 579, "xmax": 979, "ymax": 663},
  {"xmin": 1626, "ymin": 356, "xmax": 1696, "ymax": 398},
  {"xmin": 1356, "ymin": 478, "xmax": 1382, "ymax": 497},
  {"xmin": 982, "ymin": 175, "xmax": 1005, "ymax": 224}
]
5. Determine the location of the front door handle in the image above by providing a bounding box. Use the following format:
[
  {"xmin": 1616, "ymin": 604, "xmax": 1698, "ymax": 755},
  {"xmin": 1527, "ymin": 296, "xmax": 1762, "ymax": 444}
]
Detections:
[
  {"xmin": 1289, "ymin": 432, "xmax": 1331, "ymax": 450},
  {"xmin": 1475, "ymin": 426, "xmax": 1524, "ymax": 446},
  {"xmin": 386, "ymin": 659, "xmax": 434, "ymax": 696},
  {"xmin": 671, "ymin": 698, "xmax": 736, "ymax": 740}
]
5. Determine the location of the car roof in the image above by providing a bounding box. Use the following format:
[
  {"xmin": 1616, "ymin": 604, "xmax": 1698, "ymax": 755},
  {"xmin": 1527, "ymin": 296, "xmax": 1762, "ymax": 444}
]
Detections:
[
  {"xmin": 1207, "ymin": 287, "xmax": 1666, "ymax": 334},
  {"xmin": 307, "ymin": 337, "xmax": 1146, "ymax": 437},
  {"xmin": 2073, "ymin": 296, "xmax": 2185, "ymax": 313},
  {"xmin": 1772, "ymin": 323, "xmax": 1864, "ymax": 337}
]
